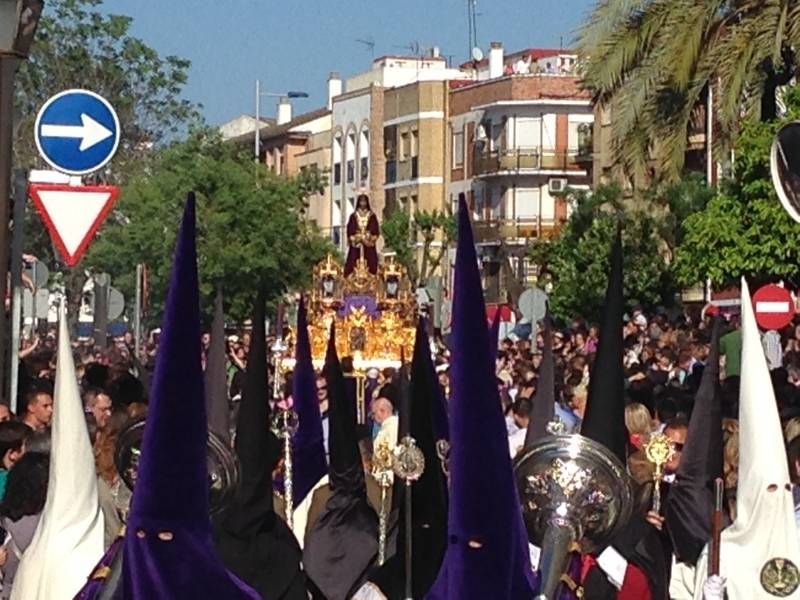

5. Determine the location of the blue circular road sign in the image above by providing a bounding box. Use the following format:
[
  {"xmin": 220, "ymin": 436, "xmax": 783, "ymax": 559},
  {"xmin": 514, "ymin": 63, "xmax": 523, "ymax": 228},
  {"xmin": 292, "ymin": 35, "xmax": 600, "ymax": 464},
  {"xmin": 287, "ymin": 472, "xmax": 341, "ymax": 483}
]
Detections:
[{"xmin": 34, "ymin": 89, "xmax": 121, "ymax": 176}]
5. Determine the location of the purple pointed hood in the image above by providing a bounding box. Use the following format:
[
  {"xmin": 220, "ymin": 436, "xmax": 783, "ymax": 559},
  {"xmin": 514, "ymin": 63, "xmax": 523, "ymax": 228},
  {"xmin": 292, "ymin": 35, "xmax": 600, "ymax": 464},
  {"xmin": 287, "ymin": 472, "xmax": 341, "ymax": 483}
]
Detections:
[
  {"xmin": 291, "ymin": 296, "xmax": 328, "ymax": 507},
  {"xmin": 121, "ymin": 195, "xmax": 258, "ymax": 599},
  {"xmin": 426, "ymin": 195, "xmax": 534, "ymax": 599}
]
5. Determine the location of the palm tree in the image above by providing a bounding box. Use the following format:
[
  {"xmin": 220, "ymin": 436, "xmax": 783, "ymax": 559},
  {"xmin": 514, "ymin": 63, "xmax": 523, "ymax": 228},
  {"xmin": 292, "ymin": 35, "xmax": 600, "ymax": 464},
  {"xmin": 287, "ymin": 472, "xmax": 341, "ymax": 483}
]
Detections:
[{"xmin": 577, "ymin": 0, "xmax": 798, "ymax": 181}]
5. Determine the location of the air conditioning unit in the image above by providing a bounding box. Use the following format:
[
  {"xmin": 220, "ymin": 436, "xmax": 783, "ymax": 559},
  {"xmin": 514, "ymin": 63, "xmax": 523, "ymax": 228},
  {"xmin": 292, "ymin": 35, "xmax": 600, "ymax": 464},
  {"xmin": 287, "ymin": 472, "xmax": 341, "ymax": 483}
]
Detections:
[{"xmin": 548, "ymin": 178, "xmax": 568, "ymax": 194}]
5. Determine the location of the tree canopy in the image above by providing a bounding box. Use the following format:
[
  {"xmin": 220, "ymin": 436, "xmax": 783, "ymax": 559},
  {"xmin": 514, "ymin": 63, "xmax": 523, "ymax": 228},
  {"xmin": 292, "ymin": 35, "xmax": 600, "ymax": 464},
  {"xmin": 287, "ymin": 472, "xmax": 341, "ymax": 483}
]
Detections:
[
  {"xmin": 14, "ymin": 0, "xmax": 202, "ymax": 270},
  {"xmin": 382, "ymin": 208, "xmax": 455, "ymax": 287},
  {"xmin": 14, "ymin": 0, "xmax": 200, "ymax": 174},
  {"xmin": 673, "ymin": 86, "xmax": 800, "ymax": 289},
  {"xmin": 577, "ymin": 0, "xmax": 800, "ymax": 180},
  {"xmin": 530, "ymin": 185, "xmax": 676, "ymax": 321},
  {"xmin": 83, "ymin": 132, "xmax": 332, "ymax": 323}
]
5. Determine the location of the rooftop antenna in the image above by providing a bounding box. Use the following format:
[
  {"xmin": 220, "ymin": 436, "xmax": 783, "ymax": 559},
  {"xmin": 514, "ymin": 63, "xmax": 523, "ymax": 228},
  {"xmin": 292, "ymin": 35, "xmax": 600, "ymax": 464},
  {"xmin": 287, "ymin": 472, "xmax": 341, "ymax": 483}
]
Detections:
[
  {"xmin": 467, "ymin": 0, "xmax": 479, "ymax": 60},
  {"xmin": 356, "ymin": 37, "xmax": 375, "ymax": 57},
  {"xmin": 393, "ymin": 41, "xmax": 423, "ymax": 56}
]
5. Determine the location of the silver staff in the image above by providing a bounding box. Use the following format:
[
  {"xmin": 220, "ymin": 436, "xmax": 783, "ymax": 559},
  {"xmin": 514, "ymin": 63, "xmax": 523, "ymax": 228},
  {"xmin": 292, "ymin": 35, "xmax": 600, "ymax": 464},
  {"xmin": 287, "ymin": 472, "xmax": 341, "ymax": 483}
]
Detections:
[
  {"xmin": 269, "ymin": 337, "xmax": 299, "ymax": 529},
  {"xmin": 371, "ymin": 439, "xmax": 395, "ymax": 565},
  {"xmin": 271, "ymin": 407, "xmax": 299, "ymax": 530},
  {"xmin": 393, "ymin": 435, "xmax": 425, "ymax": 600}
]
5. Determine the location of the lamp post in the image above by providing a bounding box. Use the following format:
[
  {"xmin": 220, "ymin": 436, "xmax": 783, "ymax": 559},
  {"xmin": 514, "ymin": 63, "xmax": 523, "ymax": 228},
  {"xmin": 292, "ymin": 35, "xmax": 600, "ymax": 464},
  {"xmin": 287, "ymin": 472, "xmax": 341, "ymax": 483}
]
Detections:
[
  {"xmin": 0, "ymin": 0, "xmax": 44, "ymax": 406},
  {"xmin": 253, "ymin": 80, "xmax": 308, "ymax": 161}
]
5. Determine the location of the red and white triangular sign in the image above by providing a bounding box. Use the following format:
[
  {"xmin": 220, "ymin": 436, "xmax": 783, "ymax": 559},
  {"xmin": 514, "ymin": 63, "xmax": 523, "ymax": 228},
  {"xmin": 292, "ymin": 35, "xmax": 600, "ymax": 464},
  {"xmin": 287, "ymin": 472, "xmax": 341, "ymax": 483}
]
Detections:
[{"xmin": 28, "ymin": 184, "xmax": 119, "ymax": 267}]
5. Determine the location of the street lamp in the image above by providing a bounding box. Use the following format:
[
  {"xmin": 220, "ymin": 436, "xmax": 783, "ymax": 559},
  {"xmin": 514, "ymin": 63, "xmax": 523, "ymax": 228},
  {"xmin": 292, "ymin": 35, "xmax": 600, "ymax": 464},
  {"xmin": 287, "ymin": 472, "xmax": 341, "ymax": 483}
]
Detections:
[{"xmin": 254, "ymin": 80, "xmax": 308, "ymax": 160}]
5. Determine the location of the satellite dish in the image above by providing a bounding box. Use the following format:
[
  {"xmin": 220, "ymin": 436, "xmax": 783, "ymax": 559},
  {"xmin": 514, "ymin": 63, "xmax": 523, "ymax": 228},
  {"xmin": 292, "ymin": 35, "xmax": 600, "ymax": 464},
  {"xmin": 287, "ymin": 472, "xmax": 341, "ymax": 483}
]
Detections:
[
  {"xmin": 771, "ymin": 121, "xmax": 800, "ymax": 223},
  {"xmin": 108, "ymin": 287, "xmax": 125, "ymax": 320},
  {"xmin": 471, "ymin": 47, "xmax": 484, "ymax": 62},
  {"xmin": 518, "ymin": 287, "xmax": 548, "ymax": 325}
]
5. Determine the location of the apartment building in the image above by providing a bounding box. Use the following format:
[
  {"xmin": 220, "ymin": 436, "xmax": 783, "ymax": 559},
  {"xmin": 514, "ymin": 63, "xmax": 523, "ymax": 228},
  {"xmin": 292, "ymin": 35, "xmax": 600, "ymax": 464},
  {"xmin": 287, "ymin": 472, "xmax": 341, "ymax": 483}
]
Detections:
[
  {"xmin": 448, "ymin": 43, "xmax": 593, "ymax": 299},
  {"xmin": 329, "ymin": 54, "xmax": 470, "ymax": 252},
  {"xmin": 382, "ymin": 80, "xmax": 449, "ymax": 216}
]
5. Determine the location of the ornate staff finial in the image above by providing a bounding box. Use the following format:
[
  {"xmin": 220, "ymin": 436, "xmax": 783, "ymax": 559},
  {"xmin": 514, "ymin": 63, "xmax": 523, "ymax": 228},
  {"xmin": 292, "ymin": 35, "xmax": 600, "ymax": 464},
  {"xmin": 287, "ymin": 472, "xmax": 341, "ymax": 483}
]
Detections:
[{"xmin": 371, "ymin": 440, "xmax": 395, "ymax": 565}]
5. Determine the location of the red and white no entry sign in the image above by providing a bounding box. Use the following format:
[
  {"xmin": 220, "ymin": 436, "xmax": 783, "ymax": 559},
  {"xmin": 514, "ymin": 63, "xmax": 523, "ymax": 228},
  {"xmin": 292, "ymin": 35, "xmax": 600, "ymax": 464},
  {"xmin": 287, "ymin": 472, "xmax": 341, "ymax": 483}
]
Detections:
[{"xmin": 752, "ymin": 284, "xmax": 795, "ymax": 330}]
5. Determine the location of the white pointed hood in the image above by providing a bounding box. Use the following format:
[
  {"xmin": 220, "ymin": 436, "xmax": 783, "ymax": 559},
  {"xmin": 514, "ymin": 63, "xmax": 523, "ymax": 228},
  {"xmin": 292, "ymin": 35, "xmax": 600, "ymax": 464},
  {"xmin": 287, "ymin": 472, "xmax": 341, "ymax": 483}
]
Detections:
[
  {"xmin": 12, "ymin": 300, "xmax": 104, "ymax": 600},
  {"xmin": 694, "ymin": 279, "xmax": 800, "ymax": 599}
]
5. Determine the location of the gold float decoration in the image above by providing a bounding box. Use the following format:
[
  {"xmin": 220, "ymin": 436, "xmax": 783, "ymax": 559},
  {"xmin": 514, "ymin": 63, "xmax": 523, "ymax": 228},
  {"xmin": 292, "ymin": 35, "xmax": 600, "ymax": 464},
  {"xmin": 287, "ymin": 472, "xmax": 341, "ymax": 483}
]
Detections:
[{"xmin": 302, "ymin": 254, "xmax": 416, "ymax": 367}]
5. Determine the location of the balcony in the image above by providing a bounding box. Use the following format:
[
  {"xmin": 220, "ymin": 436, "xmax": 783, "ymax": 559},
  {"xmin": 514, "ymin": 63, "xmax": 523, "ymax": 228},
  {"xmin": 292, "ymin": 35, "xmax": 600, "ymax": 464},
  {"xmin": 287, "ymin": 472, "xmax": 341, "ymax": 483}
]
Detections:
[
  {"xmin": 472, "ymin": 217, "xmax": 561, "ymax": 244},
  {"xmin": 473, "ymin": 148, "xmax": 587, "ymax": 176}
]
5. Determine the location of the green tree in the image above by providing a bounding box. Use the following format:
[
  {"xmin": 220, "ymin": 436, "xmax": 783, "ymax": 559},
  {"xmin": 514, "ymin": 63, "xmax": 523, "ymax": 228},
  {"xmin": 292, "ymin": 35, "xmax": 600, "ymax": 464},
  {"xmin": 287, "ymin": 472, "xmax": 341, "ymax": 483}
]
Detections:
[
  {"xmin": 13, "ymin": 0, "xmax": 202, "ymax": 276},
  {"xmin": 14, "ymin": 0, "xmax": 201, "ymax": 174},
  {"xmin": 577, "ymin": 0, "xmax": 799, "ymax": 179},
  {"xmin": 382, "ymin": 208, "xmax": 456, "ymax": 287},
  {"xmin": 83, "ymin": 131, "xmax": 332, "ymax": 323},
  {"xmin": 530, "ymin": 185, "xmax": 675, "ymax": 321},
  {"xmin": 673, "ymin": 87, "xmax": 800, "ymax": 288}
]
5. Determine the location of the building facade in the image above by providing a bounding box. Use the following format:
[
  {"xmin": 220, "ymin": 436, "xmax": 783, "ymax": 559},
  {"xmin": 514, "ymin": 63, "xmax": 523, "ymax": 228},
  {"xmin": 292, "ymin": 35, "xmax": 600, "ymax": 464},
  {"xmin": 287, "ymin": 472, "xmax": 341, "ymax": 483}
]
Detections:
[
  {"xmin": 330, "ymin": 54, "xmax": 470, "ymax": 253},
  {"xmin": 448, "ymin": 44, "xmax": 593, "ymax": 300}
]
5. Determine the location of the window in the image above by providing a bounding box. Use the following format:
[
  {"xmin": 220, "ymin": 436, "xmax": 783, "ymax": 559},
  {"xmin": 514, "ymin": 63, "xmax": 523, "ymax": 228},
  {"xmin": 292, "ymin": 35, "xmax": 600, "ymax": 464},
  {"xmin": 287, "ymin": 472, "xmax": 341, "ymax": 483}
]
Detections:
[
  {"xmin": 568, "ymin": 119, "xmax": 582, "ymax": 151},
  {"xmin": 411, "ymin": 129, "xmax": 419, "ymax": 157},
  {"xmin": 385, "ymin": 160, "xmax": 397, "ymax": 183},
  {"xmin": 360, "ymin": 157, "xmax": 369, "ymax": 181},
  {"xmin": 452, "ymin": 130, "xmax": 464, "ymax": 168},
  {"xmin": 346, "ymin": 160, "xmax": 355, "ymax": 183},
  {"xmin": 411, "ymin": 156, "xmax": 418, "ymax": 179},
  {"xmin": 333, "ymin": 163, "xmax": 342, "ymax": 185},
  {"xmin": 410, "ymin": 194, "xmax": 418, "ymax": 215},
  {"xmin": 515, "ymin": 188, "xmax": 541, "ymax": 220},
  {"xmin": 515, "ymin": 118, "xmax": 541, "ymax": 151},
  {"xmin": 400, "ymin": 132, "xmax": 411, "ymax": 160}
]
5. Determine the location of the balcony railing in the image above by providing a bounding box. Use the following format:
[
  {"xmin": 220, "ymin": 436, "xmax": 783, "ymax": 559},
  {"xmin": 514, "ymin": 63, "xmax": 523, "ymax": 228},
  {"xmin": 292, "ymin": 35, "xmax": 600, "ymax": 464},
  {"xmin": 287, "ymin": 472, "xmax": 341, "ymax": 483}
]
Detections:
[
  {"xmin": 473, "ymin": 148, "xmax": 588, "ymax": 175},
  {"xmin": 472, "ymin": 217, "xmax": 561, "ymax": 243}
]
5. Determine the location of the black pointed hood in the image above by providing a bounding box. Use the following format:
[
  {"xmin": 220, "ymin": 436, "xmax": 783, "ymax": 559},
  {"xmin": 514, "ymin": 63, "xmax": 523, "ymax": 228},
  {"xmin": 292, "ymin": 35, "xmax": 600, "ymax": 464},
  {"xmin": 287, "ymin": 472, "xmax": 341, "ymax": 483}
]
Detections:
[
  {"xmin": 303, "ymin": 324, "xmax": 379, "ymax": 599},
  {"xmin": 580, "ymin": 228, "xmax": 627, "ymax": 464},
  {"xmin": 213, "ymin": 291, "xmax": 306, "ymax": 599},
  {"xmin": 524, "ymin": 316, "xmax": 555, "ymax": 447},
  {"xmin": 665, "ymin": 317, "xmax": 724, "ymax": 564},
  {"xmin": 369, "ymin": 319, "xmax": 449, "ymax": 598},
  {"xmin": 324, "ymin": 325, "xmax": 362, "ymax": 487},
  {"xmin": 205, "ymin": 287, "xmax": 230, "ymax": 445}
]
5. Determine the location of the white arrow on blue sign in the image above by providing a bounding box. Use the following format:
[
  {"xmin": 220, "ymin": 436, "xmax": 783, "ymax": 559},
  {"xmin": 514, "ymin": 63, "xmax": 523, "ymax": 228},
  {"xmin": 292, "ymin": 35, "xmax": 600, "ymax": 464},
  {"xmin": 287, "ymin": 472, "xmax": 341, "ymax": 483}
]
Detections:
[{"xmin": 34, "ymin": 89, "xmax": 120, "ymax": 176}]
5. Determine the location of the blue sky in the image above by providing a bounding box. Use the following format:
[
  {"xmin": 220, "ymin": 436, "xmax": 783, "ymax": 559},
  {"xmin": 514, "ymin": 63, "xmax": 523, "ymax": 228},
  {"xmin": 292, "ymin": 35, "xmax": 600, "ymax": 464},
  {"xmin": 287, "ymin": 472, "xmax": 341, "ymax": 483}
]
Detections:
[{"xmin": 101, "ymin": 0, "xmax": 594, "ymax": 126}]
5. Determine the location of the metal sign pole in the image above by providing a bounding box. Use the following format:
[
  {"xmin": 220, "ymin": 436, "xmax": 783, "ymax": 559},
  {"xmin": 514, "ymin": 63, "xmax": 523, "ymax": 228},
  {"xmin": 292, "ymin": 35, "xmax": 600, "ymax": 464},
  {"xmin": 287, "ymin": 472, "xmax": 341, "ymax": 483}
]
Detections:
[
  {"xmin": 134, "ymin": 263, "xmax": 143, "ymax": 360},
  {"xmin": 8, "ymin": 169, "xmax": 27, "ymax": 414}
]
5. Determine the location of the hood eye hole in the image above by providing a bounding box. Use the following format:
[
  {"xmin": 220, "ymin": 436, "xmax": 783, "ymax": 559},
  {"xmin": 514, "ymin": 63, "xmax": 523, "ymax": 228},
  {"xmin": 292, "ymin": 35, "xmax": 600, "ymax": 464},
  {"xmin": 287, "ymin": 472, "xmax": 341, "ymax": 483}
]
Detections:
[
  {"xmin": 768, "ymin": 484, "xmax": 779, "ymax": 492},
  {"xmin": 136, "ymin": 529, "xmax": 146, "ymax": 538},
  {"xmin": 157, "ymin": 531, "xmax": 174, "ymax": 541},
  {"xmin": 468, "ymin": 538, "xmax": 484, "ymax": 549}
]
